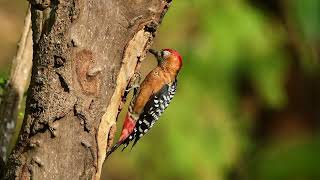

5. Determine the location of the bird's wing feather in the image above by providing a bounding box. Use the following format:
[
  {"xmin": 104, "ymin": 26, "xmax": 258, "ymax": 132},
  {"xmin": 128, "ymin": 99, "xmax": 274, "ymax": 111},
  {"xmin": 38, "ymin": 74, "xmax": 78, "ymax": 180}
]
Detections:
[{"xmin": 121, "ymin": 79, "xmax": 178, "ymax": 150}]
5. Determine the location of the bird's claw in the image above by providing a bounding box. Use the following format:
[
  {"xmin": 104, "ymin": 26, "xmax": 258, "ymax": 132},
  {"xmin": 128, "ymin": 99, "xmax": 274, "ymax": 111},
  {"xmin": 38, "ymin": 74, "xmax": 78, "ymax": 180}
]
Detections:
[{"xmin": 126, "ymin": 72, "xmax": 141, "ymax": 93}]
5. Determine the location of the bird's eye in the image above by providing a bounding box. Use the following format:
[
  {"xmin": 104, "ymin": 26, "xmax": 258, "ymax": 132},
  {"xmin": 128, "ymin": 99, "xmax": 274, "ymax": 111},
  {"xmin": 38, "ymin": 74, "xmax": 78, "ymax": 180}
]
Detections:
[
  {"xmin": 160, "ymin": 51, "xmax": 164, "ymax": 57},
  {"xmin": 162, "ymin": 50, "xmax": 171, "ymax": 59}
]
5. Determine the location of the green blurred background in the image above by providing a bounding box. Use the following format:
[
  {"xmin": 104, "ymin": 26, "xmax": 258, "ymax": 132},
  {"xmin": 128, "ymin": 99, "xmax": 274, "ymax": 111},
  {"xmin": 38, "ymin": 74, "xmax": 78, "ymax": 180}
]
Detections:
[{"xmin": 1, "ymin": 0, "xmax": 320, "ymax": 179}]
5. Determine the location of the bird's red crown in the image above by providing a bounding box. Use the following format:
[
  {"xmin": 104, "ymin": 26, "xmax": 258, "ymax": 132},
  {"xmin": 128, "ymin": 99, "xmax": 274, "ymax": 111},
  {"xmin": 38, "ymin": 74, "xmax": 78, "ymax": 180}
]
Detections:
[{"xmin": 163, "ymin": 48, "xmax": 182, "ymax": 67}]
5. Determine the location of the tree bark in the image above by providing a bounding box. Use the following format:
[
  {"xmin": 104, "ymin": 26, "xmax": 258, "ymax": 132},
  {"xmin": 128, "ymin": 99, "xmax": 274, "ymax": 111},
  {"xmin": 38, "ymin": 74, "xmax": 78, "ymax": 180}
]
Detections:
[{"xmin": 2, "ymin": 0, "xmax": 171, "ymax": 179}]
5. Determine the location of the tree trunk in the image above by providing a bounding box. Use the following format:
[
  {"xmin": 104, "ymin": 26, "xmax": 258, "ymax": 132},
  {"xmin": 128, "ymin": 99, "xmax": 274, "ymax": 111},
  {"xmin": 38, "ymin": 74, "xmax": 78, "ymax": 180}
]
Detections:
[{"xmin": 2, "ymin": 0, "xmax": 171, "ymax": 179}]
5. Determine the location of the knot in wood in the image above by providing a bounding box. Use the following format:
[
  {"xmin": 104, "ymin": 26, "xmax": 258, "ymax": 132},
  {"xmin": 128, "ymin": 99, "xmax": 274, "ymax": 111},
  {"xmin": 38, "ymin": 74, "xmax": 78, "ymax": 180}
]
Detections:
[{"xmin": 75, "ymin": 49, "xmax": 100, "ymax": 95}]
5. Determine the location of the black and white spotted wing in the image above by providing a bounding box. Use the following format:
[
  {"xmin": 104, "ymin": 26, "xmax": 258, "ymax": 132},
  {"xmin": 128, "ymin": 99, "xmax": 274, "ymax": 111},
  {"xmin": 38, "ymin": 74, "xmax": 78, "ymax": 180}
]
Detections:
[{"xmin": 121, "ymin": 79, "xmax": 177, "ymax": 150}]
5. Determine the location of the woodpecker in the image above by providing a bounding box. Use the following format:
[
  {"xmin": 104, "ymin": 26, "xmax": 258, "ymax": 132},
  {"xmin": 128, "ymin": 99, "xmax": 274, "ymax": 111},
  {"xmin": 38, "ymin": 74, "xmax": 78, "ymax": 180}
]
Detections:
[{"xmin": 107, "ymin": 48, "xmax": 183, "ymax": 156}]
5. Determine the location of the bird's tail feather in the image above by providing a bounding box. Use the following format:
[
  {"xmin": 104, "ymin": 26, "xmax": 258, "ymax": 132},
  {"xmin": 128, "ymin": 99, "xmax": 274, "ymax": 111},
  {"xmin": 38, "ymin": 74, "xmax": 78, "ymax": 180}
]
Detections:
[{"xmin": 106, "ymin": 142, "xmax": 121, "ymax": 157}]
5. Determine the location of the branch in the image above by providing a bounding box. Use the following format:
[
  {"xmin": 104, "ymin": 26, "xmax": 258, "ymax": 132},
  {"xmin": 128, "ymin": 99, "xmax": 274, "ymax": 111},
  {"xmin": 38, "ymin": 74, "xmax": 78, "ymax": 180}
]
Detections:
[{"xmin": 0, "ymin": 6, "xmax": 33, "ymax": 162}]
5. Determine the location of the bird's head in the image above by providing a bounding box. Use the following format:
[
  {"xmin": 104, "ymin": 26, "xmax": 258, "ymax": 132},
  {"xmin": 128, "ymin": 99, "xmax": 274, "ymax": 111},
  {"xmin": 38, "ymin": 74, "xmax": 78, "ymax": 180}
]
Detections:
[{"xmin": 149, "ymin": 48, "xmax": 182, "ymax": 71}]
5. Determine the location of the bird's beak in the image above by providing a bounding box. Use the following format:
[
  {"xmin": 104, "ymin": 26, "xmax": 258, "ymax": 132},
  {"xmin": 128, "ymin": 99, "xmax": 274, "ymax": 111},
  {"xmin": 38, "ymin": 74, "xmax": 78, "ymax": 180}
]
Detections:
[
  {"xmin": 149, "ymin": 49, "xmax": 162, "ymax": 64},
  {"xmin": 149, "ymin": 48, "xmax": 159, "ymax": 56}
]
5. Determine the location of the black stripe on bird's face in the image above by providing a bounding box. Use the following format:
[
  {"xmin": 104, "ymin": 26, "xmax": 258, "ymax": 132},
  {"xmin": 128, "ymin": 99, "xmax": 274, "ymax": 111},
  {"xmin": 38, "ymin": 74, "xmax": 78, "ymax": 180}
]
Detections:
[{"xmin": 149, "ymin": 49, "xmax": 171, "ymax": 64}]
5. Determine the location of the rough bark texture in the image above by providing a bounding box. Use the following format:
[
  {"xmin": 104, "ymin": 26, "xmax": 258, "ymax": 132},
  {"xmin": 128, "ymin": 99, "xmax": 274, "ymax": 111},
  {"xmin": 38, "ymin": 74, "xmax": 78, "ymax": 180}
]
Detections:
[
  {"xmin": 0, "ymin": 6, "xmax": 33, "ymax": 163},
  {"xmin": 2, "ymin": 0, "xmax": 171, "ymax": 179}
]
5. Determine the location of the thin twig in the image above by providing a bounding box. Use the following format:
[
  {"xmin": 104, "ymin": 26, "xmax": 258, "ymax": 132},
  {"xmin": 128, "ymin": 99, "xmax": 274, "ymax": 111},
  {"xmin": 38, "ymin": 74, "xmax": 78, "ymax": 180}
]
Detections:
[{"xmin": 0, "ymin": 6, "xmax": 33, "ymax": 162}]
